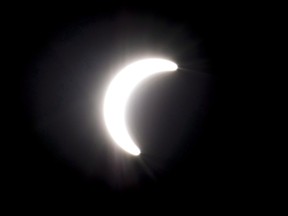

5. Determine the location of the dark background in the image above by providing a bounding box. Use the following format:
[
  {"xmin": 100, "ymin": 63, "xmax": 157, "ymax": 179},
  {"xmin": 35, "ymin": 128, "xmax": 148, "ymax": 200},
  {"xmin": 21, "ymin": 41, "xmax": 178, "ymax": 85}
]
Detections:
[{"xmin": 7, "ymin": 2, "xmax": 266, "ymax": 212}]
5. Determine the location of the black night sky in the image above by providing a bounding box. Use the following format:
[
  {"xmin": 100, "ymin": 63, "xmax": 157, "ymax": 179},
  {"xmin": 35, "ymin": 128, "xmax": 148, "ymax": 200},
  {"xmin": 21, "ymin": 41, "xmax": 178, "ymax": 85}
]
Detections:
[{"xmin": 8, "ymin": 2, "xmax": 266, "ymax": 212}]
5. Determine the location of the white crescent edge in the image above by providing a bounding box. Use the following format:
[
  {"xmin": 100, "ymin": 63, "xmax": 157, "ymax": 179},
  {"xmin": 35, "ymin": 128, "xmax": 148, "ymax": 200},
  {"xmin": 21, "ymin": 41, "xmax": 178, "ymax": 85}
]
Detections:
[{"xmin": 103, "ymin": 58, "xmax": 178, "ymax": 156}]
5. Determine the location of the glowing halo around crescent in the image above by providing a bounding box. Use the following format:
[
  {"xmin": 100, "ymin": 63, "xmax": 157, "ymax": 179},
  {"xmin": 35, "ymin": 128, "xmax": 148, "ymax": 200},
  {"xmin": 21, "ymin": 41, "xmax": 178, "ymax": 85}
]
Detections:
[{"xmin": 103, "ymin": 58, "xmax": 178, "ymax": 156}]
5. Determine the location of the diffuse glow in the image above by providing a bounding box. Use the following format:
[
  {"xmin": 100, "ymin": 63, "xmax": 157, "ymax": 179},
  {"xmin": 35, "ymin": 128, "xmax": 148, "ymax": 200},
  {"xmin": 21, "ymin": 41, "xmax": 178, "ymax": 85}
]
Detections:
[{"xmin": 103, "ymin": 58, "xmax": 178, "ymax": 156}]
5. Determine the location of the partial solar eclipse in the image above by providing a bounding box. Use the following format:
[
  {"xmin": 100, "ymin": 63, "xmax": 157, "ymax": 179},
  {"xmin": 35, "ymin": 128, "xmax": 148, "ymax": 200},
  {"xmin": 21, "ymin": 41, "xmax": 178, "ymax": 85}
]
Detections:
[{"xmin": 103, "ymin": 58, "xmax": 178, "ymax": 156}]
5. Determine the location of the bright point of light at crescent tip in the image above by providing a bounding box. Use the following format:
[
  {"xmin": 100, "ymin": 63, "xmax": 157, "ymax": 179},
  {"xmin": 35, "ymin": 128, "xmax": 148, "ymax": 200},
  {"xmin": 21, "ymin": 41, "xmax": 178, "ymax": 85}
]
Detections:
[{"xmin": 103, "ymin": 58, "xmax": 178, "ymax": 156}]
